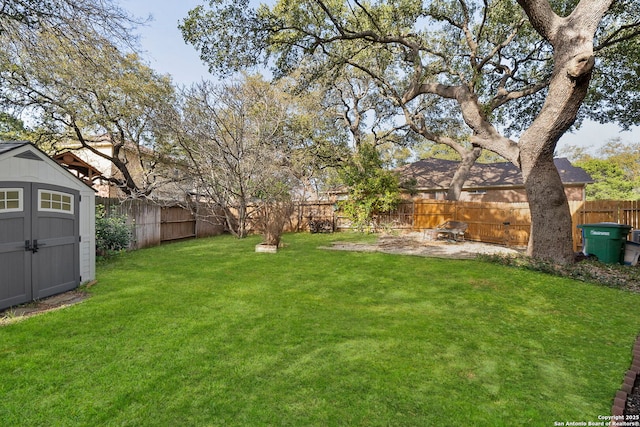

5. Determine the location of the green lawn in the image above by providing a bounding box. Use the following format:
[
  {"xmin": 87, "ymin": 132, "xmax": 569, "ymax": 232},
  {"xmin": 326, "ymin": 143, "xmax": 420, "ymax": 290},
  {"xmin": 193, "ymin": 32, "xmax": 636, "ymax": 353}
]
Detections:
[{"xmin": 1, "ymin": 233, "xmax": 639, "ymax": 426}]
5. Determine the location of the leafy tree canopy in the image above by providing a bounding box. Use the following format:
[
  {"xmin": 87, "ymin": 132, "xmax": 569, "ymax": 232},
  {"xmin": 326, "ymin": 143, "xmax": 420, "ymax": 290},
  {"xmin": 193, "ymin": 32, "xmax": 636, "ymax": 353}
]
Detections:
[
  {"xmin": 181, "ymin": 0, "xmax": 640, "ymax": 148},
  {"xmin": 0, "ymin": 0, "xmax": 139, "ymax": 46},
  {"xmin": 562, "ymin": 138, "xmax": 640, "ymax": 200},
  {"xmin": 0, "ymin": 24, "xmax": 177, "ymax": 197},
  {"xmin": 579, "ymin": 158, "xmax": 637, "ymax": 200},
  {"xmin": 0, "ymin": 112, "xmax": 32, "ymax": 141}
]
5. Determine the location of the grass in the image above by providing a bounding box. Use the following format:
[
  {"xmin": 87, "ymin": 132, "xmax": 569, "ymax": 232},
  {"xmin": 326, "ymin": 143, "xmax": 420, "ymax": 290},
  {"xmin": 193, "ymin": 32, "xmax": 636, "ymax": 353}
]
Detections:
[{"xmin": 1, "ymin": 232, "xmax": 640, "ymax": 426}]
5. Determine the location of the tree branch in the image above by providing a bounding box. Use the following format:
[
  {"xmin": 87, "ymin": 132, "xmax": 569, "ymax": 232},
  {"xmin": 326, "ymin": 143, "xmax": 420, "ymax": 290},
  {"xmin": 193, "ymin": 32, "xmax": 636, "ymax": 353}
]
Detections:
[
  {"xmin": 516, "ymin": 0, "xmax": 561, "ymax": 43},
  {"xmin": 596, "ymin": 20, "xmax": 640, "ymax": 50}
]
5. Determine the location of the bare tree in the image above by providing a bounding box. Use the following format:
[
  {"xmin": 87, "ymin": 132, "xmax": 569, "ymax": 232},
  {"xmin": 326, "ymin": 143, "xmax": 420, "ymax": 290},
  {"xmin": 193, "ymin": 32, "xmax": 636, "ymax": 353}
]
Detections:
[
  {"xmin": 179, "ymin": 76, "xmax": 300, "ymax": 237},
  {"xmin": 0, "ymin": 0, "xmax": 140, "ymax": 46},
  {"xmin": 178, "ymin": 74, "xmax": 348, "ymax": 237}
]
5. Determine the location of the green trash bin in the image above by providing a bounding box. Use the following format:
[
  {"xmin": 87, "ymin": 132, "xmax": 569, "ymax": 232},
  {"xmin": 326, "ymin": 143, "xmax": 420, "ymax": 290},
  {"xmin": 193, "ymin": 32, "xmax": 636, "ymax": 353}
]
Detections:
[{"xmin": 577, "ymin": 222, "xmax": 632, "ymax": 264}]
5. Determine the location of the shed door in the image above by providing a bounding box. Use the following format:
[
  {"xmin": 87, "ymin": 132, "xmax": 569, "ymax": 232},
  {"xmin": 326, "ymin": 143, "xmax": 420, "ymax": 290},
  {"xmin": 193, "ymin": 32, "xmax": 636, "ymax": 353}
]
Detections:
[
  {"xmin": 32, "ymin": 184, "xmax": 80, "ymax": 299},
  {"xmin": 0, "ymin": 183, "xmax": 79, "ymax": 310},
  {"xmin": 0, "ymin": 183, "xmax": 31, "ymax": 308}
]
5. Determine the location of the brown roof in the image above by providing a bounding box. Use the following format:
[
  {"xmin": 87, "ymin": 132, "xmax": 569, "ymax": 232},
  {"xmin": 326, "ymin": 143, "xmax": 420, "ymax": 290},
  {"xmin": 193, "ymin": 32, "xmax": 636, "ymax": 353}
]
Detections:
[
  {"xmin": 53, "ymin": 152, "xmax": 104, "ymax": 183},
  {"xmin": 396, "ymin": 157, "xmax": 593, "ymax": 190}
]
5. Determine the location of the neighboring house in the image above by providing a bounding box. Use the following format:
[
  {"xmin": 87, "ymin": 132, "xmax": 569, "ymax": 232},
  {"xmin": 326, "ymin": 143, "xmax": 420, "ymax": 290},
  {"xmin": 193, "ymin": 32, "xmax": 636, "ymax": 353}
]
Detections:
[
  {"xmin": 57, "ymin": 139, "xmax": 116, "ymax": 197},
  {"xmin": 396, "ymin": 157, "xmax": 593, "ymax": 202},
  {"xmin": 56, "ymin": 138, "xmax": 189, "ymax": 200}
]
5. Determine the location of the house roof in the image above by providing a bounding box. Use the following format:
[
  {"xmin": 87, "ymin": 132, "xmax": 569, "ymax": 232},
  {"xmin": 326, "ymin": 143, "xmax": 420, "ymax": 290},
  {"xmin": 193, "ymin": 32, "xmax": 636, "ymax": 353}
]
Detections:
[
  {"xmin": 53, "ymin": 151, "xmax": 104, "ymax": 183},
  {"xmin": 396, "ymin": 157, "xmax": 593, "ymax": 190}
]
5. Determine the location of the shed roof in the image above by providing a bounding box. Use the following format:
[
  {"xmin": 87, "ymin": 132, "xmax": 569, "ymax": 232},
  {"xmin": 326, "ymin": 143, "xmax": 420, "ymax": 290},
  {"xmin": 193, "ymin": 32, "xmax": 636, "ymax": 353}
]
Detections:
[
  {"xmin": 0, "ymin": 140, "xmax": 30, "ymax": 155},
  {"xmin": 0, "ymin": 140, "xmax": 95, "ymax": 190},
  {"xmin": 396, "ymin": 157, "xmax": 593, "ymax": 190}
]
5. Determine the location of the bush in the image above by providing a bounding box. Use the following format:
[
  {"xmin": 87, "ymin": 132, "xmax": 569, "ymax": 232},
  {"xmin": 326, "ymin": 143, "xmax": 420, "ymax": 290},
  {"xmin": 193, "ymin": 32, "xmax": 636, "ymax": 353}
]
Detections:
[
  {"xmin": 255, "ymin": 199, "xmax": 294, "ymax": 247},
  {"xmin": 96, "ymin": 204, "xmax": 132, "ymax": 256},
  {"xmin": 338, "ymin": 142, "xmax": 401, "ymax": 233}
]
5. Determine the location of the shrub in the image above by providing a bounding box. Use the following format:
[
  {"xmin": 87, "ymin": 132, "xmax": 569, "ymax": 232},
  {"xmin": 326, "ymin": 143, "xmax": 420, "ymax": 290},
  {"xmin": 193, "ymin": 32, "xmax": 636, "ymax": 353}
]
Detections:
[
  {"xmin": 338, "ymin": 142, "xmax": 401, "ymax": 233},
  {"xmin": 95, "ymin": 204, "xmax": 132, "ymax": 256},
  {"xmin": 255, "ymin": 199, "xmax": 294, "ymax": 247}
]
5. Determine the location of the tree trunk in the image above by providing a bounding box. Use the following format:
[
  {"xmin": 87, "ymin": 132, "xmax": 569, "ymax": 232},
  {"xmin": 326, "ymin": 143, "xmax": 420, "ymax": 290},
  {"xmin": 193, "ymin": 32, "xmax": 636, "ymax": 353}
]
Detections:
[
  {"xmin": 236, "ymin": 203, "xmax": 248, "ymax": 238},
  {"xmin": 223, "ymin": 203, "xmax": 248, "ymax": 238},
  {"xmin": 512, "ymin": 0, "xmax": 607, "ymax": 264},
  {"xmin": 516, "ymin": 53, "xmax": 593, "ymax": 263},
  {"xmin": 521, "ymin": 152, "xmax": 575, "ymax": 263},
  {"xmin": 447, "ymin": 146, "xmax": 482, "ymax": 200}
]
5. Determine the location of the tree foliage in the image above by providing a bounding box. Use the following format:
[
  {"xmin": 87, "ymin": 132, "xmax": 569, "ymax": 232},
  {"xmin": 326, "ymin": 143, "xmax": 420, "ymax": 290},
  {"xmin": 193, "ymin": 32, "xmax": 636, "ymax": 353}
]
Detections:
[
  {"xmin": 338, "ymin": 142, "xmax": 401, "ymax": 232},
  {"xmin": 0, "ymin": 0, "xmax": 181, "ymax": 198},
  {"xmin": 579, "ymin": 158, "xmax": 636, "ymax": 200},
  {"xmin": 0, "ymin": 0, "xmax": 139, "ymax": 46},
  {"xmin": 582, "ymin": 0, "xmax": 640, "ymax": 130},
  {"xmin": 563, "ymin": 139, "xmax": 640, "ymax": 200},
  {"xmin": 0, "ymin": 112, "xmax": 33, "ymax": 141},
  {"xmin": 0, "ymin": 25, "xmax": 178, "ymax": 197}
]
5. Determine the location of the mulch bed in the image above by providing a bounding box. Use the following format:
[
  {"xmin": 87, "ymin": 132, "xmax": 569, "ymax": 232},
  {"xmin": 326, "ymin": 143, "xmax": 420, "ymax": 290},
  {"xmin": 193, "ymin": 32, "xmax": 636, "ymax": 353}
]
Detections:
[
  {"xmin": 627, "ymin": 383, "xmax": 640, "ymax": 415},
  {"xmin": 621, "ymin": 336, "xmax": 640, "ymax": 417}
]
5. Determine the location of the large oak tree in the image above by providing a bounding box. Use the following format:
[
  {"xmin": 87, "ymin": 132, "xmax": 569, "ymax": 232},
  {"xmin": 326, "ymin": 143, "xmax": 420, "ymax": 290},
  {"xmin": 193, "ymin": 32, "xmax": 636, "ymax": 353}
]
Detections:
[
  {"xmin": 181, "ymin": 0, "xmax": 640, "ymax": 263},
  {"xmin": 0, "ymin": 0, "xmax": 183, "ymax": 198}
]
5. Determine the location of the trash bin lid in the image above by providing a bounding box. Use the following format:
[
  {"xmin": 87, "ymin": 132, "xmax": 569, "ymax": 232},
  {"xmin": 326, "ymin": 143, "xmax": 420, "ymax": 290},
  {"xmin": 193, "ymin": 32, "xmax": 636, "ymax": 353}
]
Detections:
[{"xmin": 577, "ymin": 222, "xmax": 632, "ymax": 229}]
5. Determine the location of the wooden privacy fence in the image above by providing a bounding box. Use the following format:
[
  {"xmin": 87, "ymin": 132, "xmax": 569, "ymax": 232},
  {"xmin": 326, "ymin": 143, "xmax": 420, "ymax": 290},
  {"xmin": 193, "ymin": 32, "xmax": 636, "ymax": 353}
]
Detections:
[
  {"xmin": 281, "ymin": 199, "xmax": 640, "ymax": 249},
  {"xmin": 98, "ymin": 197, "xmax": 640, "ymax": 251},
  {"xmin": 284, "ymin": 200, "xmax": 532, "ymax": 244},
  {"xmin": 97, "ymin": 197, "xmax": 225, "ymax": 249},
  {"xmin": 409, "ymin": 199, "xmax": 640, "ymax": 249},
  {"xmin": 160, "ymin": 206, "xmax": 196, "ymax": 242},
  {"xmin": 412, "ymin": 200, "xmax": 533, "ymax": 247},
  {"xmin": 573, "ymin": 200, "xmax": 640, "ymax": 230}
]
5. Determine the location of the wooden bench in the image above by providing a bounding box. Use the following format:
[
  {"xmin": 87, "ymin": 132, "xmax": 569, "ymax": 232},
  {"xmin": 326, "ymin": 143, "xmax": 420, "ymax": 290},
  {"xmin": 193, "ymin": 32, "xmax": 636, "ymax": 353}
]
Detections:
[{"xmin": 435, "ymin": 220, "xmax": 468, "ymax": 241}]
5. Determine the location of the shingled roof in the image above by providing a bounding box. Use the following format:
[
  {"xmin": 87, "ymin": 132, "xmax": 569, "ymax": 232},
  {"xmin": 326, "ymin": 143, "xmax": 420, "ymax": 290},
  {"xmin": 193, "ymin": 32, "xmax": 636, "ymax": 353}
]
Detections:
[{"xmin": 396, "ymin": 157, "xmax": 593, "ymax": 190}]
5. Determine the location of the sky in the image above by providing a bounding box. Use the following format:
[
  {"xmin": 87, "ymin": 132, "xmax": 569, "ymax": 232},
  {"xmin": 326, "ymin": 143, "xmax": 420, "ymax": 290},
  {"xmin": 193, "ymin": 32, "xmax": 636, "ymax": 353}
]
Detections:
[
  {"xmin": 120, "ymin": 0, "xmax": 219, "ymax": 86},
  {"xmin": 119, "ymin": 0, "xmax": 640, "ymax": 155},
  {"xmin": 120, "ymin": 0, "xmax": 273, "ymax": 86}
]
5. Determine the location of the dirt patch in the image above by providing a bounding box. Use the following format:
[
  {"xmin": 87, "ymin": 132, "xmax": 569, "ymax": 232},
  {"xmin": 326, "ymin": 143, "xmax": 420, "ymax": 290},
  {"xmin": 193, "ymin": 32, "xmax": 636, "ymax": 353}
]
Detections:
[
  {"xmin": 323, "ymin": 231, "xmax": 524, "ymax": 259},
  {"xmin": 0, "ymin": 289, "xmax": 90, "ymax": 325}
]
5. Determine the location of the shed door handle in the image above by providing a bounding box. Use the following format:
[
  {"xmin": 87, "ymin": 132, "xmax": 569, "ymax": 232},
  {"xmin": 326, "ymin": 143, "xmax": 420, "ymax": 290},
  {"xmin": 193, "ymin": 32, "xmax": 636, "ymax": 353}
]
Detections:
[{"xmin": 22, "ymin": 240, "xmax": 46, "ymax": 253}]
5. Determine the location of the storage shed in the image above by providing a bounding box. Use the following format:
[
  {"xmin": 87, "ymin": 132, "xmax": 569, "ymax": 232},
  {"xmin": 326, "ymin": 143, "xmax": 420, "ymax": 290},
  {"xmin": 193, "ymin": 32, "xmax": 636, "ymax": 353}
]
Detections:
[{"xmin": 0, "ymin": 141, "xmax": 95, "ymax": 311}]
